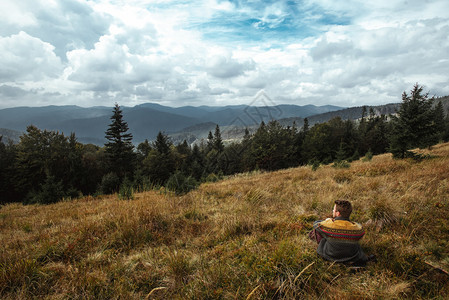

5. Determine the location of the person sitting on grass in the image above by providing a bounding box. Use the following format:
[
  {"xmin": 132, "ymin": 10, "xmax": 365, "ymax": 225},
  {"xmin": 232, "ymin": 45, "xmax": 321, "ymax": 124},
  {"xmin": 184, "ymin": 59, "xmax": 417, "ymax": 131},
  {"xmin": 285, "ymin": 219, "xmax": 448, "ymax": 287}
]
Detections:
[{"xmin": 309, "ymin": 200, "xmax": 374, "ymax": 266}]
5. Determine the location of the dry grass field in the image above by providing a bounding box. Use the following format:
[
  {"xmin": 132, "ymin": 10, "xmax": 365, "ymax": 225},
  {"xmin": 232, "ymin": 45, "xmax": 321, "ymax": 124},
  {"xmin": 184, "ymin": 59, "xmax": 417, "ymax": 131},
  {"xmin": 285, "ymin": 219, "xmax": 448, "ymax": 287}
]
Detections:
[{"xmin": 1, "ymin": 143, "xmax": 449, "ymax": 299}]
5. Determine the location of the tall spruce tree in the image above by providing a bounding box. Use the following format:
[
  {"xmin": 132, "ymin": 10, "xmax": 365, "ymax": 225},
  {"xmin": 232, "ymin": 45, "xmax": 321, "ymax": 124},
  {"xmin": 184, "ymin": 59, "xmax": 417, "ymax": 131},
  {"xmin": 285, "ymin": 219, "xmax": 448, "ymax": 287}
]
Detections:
[
  {"xmin": 206, "ymin": 131, "xmax": 214, "ymax": 153},
  {"xmin": 213, "ymin": 125, "xmax": 224, "ymax": 152},
  {"xmin": 389, "ymin": 84, "xmax": 437, "ymax": 158},
  {"xmin": 142, "ymin": 131, "xmax": 175, "ymax": 185},
  {"xmin": 104, "ymin": 104, "xmax": 135, "ymax": 180}
]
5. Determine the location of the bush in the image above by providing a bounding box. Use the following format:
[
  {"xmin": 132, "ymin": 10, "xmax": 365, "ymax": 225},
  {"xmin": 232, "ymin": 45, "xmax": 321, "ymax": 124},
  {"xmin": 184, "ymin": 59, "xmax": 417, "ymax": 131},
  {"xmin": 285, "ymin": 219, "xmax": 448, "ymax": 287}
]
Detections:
[
  {"xmin": 166, "ymin": 172, "xmax": 198, "ymax": 195},
  {"xmin": 118, "ymin": 178, "xmax": 134, "ymax": 200},
  {"xmin": 133, "ymin": 170, "xmax": 153, "ymax": 192},
  {"xmin": 363, "ymin": 149, "xmax": 373, "ymax": 162},
  {"xmin": 204, "ymin": 172, "xmax": 224, "ymax": 183},
  {"xmin": 31, "ymin": 175, "xmax": 66, "ymax": 204},
  {"xmin": 99, "ymin": 172, "xmax": 120, "ymax": 195},
  {"xmin": 332, "ymin": 160, "xmax": 350, "ymax": 169},
  {"xmin": 349, "ymin": 149, "xmax": 360, "ymax": 162}
]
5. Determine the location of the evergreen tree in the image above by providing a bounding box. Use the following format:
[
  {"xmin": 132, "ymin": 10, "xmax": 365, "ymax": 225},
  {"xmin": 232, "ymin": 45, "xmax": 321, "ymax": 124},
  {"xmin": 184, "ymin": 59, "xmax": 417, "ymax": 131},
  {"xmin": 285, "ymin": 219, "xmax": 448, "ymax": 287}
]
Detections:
[
  {"xmin": 243, "ymin": 128, "xmax": 251, "ymax": 140},
  {"xmin": 204, "ymin": 125, "xmax": 225, "ymax": 174},
  {"xmin": 443, "ymin": 108, "xmax": 449, "ymax": 142},
  {"xmin": 206, "ymin": 131, "xmax": 214, "ymax": 153},
  {"xmin": 104, "ymin": 103, "xmax": 135, "ymax": 180},
  {"xmin": 190, "ymin": 144, "xmax": 205, "ymax": 180},
  {"xmin": 136, "ymin": 139, "xmax": 152, "ymax": 162},
  {"xmin": 335, "ymin": 141, "xmax": 347, "ymax": 163},
  {"xmin": 79, "ymin": 143, "xmax": 105, "ymax": 195},
  {"xmin": 295, "ymin": 118, "xmax": 309, "ymax": 165},
  {"xmin": 154, "ymin": 132, "xmax": 171, "ymax": 155},
  {"xmin": 390, "ymin": 84, "xmax": 437, "ymax": 158},
  {"xmin": 433, "ymin": 101, "xmax": 446, "ymax": 142},
  {"xmin": 32, "ymin": 174, "xmax": 66, "ymax": 204},
  {"xmin": 15, "ymin": 126, "xmax": 74, "ymax": 202},
  {"xmin": 174, "ymin": 140, "xmax": 192, "ymax": 174},
  {"xmin": 364, "ymin": 114, "xmax": 389, "ymax": 155},
  {"xmin": 341, "ymin": 119, "xmax": 359, "ymax": 159},
  {"xmin": 358, "ymin": 106, "xmax": 369, "ymax": 154},
  {"xmin": 248, "ymin": 120, "xmax": 297, "ymax": 171},
  {"xmin": 142, "ymin": 132, "xmax": 175, "ymax": 185},
  {"xmin": 245, "ymin": 121, "xmax": 267, "ymax": 170},
  {"xmin": 0, "ymin": 137, "xmax": 18, "ymax": 203},
  {"xmin": 303, "ymin": 118, "xmax": 310, "ymax": 133},
  {"xmin": 221, "ymin": 142, "xmax": 244, "ymax": 175},
  {"xmin": 65, "ymin": 133, "xmax": 84, "ymax": 198},
  {"xmin": 302, "ymin": 122, "xmax": 333, "ymax": 164},
  {"xmin": 213, "ymin": 125, "xmax": 224, "ymax": 152}
]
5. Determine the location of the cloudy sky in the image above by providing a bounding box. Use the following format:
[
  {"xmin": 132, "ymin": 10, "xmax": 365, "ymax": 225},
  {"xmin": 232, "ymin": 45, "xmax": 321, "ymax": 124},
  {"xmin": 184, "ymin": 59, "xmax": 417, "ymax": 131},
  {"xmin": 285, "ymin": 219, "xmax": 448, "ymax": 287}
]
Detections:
[{"xmin": 0, "ymin": 0, "xmax": 448, "ymax": 109}]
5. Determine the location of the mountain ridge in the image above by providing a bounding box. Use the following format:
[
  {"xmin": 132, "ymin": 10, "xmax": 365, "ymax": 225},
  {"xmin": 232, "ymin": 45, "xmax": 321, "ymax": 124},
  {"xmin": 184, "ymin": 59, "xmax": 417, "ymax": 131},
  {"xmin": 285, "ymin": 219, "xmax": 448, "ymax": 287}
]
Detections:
[
  {"xmin": 0, "ymin": 102, "xmax": 344, "ymax": 145},
  {"xmin": 6, "ymin": 97, "xmax": 447, "ymax": 145}
]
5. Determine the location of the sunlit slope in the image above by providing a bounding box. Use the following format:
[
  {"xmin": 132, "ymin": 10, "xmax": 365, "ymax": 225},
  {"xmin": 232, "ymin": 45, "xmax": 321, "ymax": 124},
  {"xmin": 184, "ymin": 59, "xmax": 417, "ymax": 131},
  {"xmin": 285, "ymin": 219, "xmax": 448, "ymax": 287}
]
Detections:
[{"xmin": 1, "ymin": 143, "xmax": 448, "ymax": 299}]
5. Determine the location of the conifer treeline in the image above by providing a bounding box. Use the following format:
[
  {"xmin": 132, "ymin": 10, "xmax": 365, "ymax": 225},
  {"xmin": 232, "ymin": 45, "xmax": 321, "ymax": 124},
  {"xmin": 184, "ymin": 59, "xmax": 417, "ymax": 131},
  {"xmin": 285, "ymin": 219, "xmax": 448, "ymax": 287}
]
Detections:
[{"xmin": 1, "ymin": 84, "xmax": 448, "ymax": 204}]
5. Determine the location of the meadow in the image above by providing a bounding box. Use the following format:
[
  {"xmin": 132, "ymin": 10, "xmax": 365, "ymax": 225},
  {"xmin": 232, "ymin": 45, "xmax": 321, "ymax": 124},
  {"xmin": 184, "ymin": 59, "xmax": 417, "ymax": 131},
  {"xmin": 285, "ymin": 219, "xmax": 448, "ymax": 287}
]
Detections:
[{"xmin": 1, "ymin": 143, "xmax": 449, "ymax": 299}]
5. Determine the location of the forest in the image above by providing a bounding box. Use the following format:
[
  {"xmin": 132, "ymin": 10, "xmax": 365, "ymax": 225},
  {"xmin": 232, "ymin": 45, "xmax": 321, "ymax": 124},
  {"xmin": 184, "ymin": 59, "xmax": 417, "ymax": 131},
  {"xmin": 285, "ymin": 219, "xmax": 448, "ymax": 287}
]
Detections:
[{"xmin": 1, "ymin": 84, "xmax": 448, "ymax": 204}]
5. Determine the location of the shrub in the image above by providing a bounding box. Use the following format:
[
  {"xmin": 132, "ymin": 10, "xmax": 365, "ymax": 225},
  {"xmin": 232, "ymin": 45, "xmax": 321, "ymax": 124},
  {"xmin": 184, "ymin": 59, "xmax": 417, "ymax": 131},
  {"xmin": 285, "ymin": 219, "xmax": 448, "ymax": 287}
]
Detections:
[
  {"xmin": 204, "ymin": 172, "xmax": 221, "ymax": 183},
  {"xmin": 363, "ymin": 149, "xmax": 373, "ymax": 162},
  {"xmin": 332, "ymin": 160, "xmax": 350, "ymax": 169},
  {"xmin": 118, "ymin": 178, "xmax": 134, "ymax": 200},
  {"xmin": 133, "ymin": 170, "xmax": 154, "ymax": 192},
  {"xmin": 333, "ymin": 171, "xmax": 352, "ymax": 183},
  {"xmin": 167, "ymin": 251, "xmax": 194, "ymax": 285},
  {"xmin": 166, "ymin": 172, "xmax": 198, "ymax": 195},
  {"xmin": 99, "ymin": 172, "xmax": 120, "ymax": 195},
  {"xmin": 0, "ymin": 258, "xmax": 42, "ymax": 293},
  {"xmin": 349, "ymin": 149, "xmax": 360, "ymax": 162},
  {"xmin": 31, "ymin": 175, "xmax": 66, "ymax": 204},
  {"xmin": 367, "ymin": 199, "xmax": 398, "ymax": 230}
]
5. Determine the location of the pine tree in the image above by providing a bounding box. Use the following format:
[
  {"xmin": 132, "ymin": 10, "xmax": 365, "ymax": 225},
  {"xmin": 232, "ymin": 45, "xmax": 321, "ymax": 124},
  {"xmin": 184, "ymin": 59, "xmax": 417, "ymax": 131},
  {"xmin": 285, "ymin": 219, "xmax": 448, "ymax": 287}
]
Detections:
[
  {"xmin": 104, "ymin": 103, "xmax": 135, "ymax": 180},
  {"xmin": 302, "ymin": 118, "xmax": 309, "ymax": 133},
  {"xmin": 302, "ymin": 122, "xmax": 333, "ymax": 164},
  {"xmin": 137, "ymin": 139, "xmax": 152, "ymax": 162},
  {"xmin": 0, "ymin": 137, "xmax": 18, "ymax": 203},
  {"xmin": 32, "ymin": 174, "xmax": 66, "ymax": 204},
  {"xmin": 389, "ymin": 84, "xmax": 437, "ymax": 158},
  {"xmin": 295, "ymin": 118, "xmax": 309, "ymax": 165},
  {"xmin": 443, "ymin": 108, "xmax": 449, "ymax": 142},
  {"xmin": 335, "ymin": 141, "xmax": 346, "ymax": 163},
  {"xmin": 243, "ymin": 128, "xmax": 251, "ymax": 140},
  {"xmin": 206, "ymin": 131, "xmax": 214, "ymax": 153},
  {"xmin": 154, "ymin": 132, "xmax": 171, "ymax": 155},
  {"xmin": 213, "ymin": 125, "xmax": 224, "ymax": 152},
  {"xmin": 365, "ymin": 114, "xmax": 389, "ymax": 154},
  {"xmin": 142, "ymin": 131, "xmax": 175, "ymax": 185},
  {"xmin": 433, "ymin": 101, "xmax": 446, "ymax": 142},
  {"xmin": 190, "ymin": 144, "xmax": 205, "ymax": 180}
]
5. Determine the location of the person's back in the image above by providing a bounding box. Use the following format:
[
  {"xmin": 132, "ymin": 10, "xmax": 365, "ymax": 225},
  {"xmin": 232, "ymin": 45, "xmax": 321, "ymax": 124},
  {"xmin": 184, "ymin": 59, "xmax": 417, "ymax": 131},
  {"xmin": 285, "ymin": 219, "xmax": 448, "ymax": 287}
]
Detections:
[{"xmin": 309, "ymin": 200, "xmax": 369, "ymax": 265}]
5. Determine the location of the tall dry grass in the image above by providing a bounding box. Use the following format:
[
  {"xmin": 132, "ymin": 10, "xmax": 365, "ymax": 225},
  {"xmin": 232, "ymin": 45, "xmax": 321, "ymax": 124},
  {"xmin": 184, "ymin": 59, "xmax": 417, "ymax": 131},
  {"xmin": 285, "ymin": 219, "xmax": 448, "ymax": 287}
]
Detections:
[{"xmin": 1, "ymin": 143, "xmax": 449, "ymax": 299}]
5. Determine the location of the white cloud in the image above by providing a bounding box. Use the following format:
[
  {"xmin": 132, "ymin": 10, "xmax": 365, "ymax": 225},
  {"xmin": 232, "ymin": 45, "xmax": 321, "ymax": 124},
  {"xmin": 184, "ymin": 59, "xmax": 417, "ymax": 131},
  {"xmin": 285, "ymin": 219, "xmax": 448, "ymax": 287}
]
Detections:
[
  {"xmin": 0, "ymin": 0, "xmax": 110, "ymax": 60},
  {"xmin": 0, "ymin": 31, "xmax": 63, "ymax": 81},
  {"xmin": 0, "ymin": 0, "xmax": 448, "ymax": 109},
  {"xmin": 0, "ymin": 2, "xmax": 37, "ymax": 27},
  {"xmin": 206, "ymin": 52, "xmax": 256, "ymax": 78}
]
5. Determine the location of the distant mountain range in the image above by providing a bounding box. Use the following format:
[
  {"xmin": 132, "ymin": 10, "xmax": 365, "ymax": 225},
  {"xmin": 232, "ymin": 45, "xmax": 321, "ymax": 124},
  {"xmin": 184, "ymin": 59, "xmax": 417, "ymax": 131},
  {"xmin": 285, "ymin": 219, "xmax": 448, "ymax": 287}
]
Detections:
[
  {"xmin": 1, "ymin": 96, "xmax": 448, "ymax": 146},
  {"xmin": 0, "ymin": 103, "xmax": 342, "ymax": 145}
]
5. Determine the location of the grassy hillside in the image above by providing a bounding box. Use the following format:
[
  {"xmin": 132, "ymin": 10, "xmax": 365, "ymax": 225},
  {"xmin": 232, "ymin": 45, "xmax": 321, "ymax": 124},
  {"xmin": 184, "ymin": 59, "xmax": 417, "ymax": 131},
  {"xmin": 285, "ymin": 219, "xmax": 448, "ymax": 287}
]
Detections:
[{"xmin": 1, "ymin": 143, "xmax": 449, "ymax": 299}]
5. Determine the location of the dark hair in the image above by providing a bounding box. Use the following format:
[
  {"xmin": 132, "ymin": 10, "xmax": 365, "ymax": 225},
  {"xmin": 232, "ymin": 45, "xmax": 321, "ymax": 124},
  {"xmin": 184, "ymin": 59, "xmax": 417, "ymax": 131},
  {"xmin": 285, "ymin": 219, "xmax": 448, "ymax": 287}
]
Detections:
[{"xmin": 334, "ymin": 200, "xmax": 352, "ymax": 218}]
